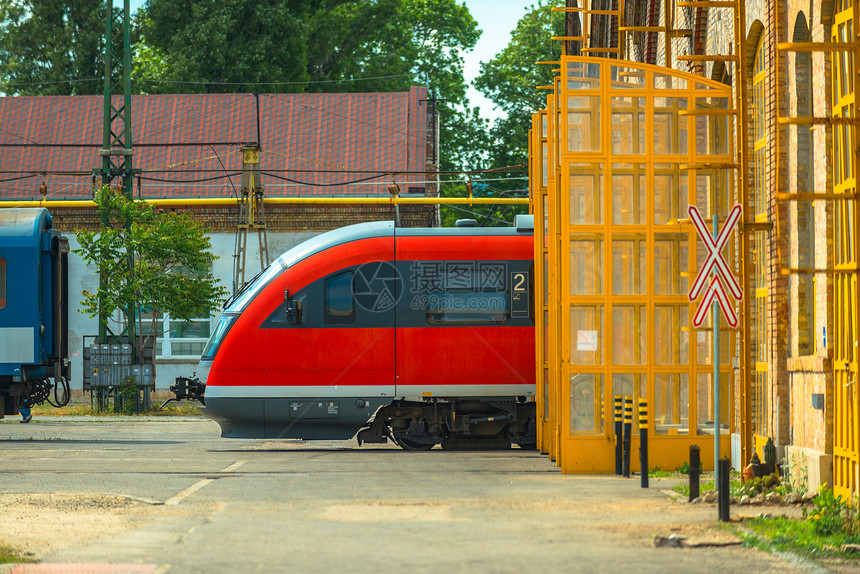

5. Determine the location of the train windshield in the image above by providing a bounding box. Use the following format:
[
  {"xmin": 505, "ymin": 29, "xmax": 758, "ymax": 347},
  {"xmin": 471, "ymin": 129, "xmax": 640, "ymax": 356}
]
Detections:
[
  {"xmin": 225, "ymin": 260, "xmax": 287, "ymax": 314},
  {"xmin": 201, "ymin": 314, "xmax": 239, "ymax": 360}
]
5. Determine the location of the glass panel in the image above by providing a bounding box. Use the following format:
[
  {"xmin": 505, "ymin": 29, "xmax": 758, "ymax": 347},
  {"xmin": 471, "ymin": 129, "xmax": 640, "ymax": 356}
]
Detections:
[
  {"xmin": 653, "ymin": 97, "xmax": 689, "ymax": 155},
  {"xmin": 612, "ymin": 305, "xmax": 646, "ymax": 365},
  {"xmin": 695, "ymin": 97, "xmax": 731, "ymax": 156},
  {"xmin": 426, "ymin": 292, "xmax": 510, "ymax": 325},
  {"xmin": 611, "ymin": 163, "xmax": 646, "ymax": 225},
  {"xmin": 139, "ymin": 312, "xmax": 166, "ymax": 337},
  {"xmin": 654, "ymin": 234, "xmax": 689, "ymax": 295},
  {"xmin": 170, "ymin": 320, "xmax": 211, "ymax": 339},
  {"xmin": 541, "ymin": 142, "xmax": 549, "ymax": 187},
  {"xmin": 695, "ymin": 169, "xmax": 734, "ymax": 219},
  {"xmin": 171, "ymin": 341, "xmax": 206, "ymax": 357},
  {"xmin": 654, "ymin": 73, "xmax": 687, "ymax": 90},
  {"xmin": 612, "ymin": 373, "xmax": 646, "ymax": 398},
  {"xmin": 611, "ymin": 235, "xmax": 646, "ymax": 295},
  {"xmin": 569, "ymin": 163, "xmax": 604, "ymax": 224},
  {"xmin": 696, "ymin": 372, "xmax": 730, "ymax": 434},
  {"xmin": 543, "ymin": 368, "xmax": 550, "ymax": 421},
  {"xmin": 570, "ymin": 234, "xmax": 603, "ymax": 295},
  {"xmin": 541, "ymin": 113, "xmax": 548, "ymax": 138},
  {"xmin": 611, "ymin": 97, "xmax": 646, "ymax": 155},
  {"xmin": 325, "ymin": 271, "xmax": 355, "ymax": 322},
  {"xmin": 544, "ymin": 310, "xmax": 549, "ymax": 358},
  {"xmin": 694, "ymin": 312, "xmax": 732, "ymax": 365},
  {"xmin": 543, "ymin": 195, "xmax": 549, "ymax": 248},
  {"xmin": 654, "ymin": 164, "xmax": 688, "ymax": 224},
  {"xmin": 654, "ymin": 305, "xmax": 689, "ymax": 365},
  {"xmin": 543, "ymin": 253, "xmax": 549, "ymax": 299},
  {"xmin": 567, "ymin": 61, "xmax": 601, "ymax": 90},
  {"xmin": 570, "ymin": 305, "xmax": 604, "ymax": 365},
  {"xmin": 570, "ymin": 373, "xmax": 604, "ymax": 434},
  {"xmin": 654, "ymin": 373, "xmax": 689, "ymax": 435},
  {"xmin": 611, "ymin": 65, "xmax": 646, "ymax": 89},
  {"xmin": 567, "ymin": 96, "xmax": 601, "ymax": 152}
]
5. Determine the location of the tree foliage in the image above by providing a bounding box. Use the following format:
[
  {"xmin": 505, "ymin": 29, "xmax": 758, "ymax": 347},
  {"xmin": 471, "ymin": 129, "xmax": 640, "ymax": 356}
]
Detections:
[
  {"xmin": 137, "ymin": 0, "xmax": 483, "ymax": 172},
  {"xmin": 75, "ymin": 186, "xmax": 229, "ymax": 362},
  {"xmin": 474, "ymin": 0, "xmax": 563, "ymax": 167},
  {"xmin": 0, "ymin": 0, "xmax": 108, "ymax": 95}
]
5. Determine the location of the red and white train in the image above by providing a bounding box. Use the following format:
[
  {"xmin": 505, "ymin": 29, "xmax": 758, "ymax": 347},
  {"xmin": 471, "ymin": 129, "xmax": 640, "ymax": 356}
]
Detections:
[{"xmin": 187, "ymin": 217, "xmax": 536, "ymax": 449}]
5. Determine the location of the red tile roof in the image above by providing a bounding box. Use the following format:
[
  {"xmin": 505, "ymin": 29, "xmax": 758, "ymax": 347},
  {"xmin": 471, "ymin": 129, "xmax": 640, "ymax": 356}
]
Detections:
[{"xmin": 0, "ymin": 88, "xmax": 431, "ymax": 199}]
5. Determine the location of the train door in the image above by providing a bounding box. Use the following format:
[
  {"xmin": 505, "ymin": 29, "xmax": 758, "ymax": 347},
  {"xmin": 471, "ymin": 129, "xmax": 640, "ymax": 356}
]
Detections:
[{"xmin": 262, "ymin": 230, "xmax": 397, "ymax": 439}]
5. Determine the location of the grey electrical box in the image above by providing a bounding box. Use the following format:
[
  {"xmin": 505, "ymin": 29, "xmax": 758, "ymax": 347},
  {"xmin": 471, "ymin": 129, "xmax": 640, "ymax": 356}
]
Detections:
[{"xmin": 811, "ymin": 393, "xmax": 825, "ymax": 410}]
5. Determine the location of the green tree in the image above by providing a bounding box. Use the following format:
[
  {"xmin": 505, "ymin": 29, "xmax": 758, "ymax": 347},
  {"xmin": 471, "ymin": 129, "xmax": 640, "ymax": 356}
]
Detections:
[
  {"xmin": 137, "ymin": 0, "xmax": 483, "ymax": 171},
  {"xmin": 474, "ymin": 0, "xmax": 563, "ymax": 167},
  {"xmin": 0, "ymin": 0, "xmax": 108, "ymax": 95},
  {"xmin": 138, "ymin": 0, "xmax": 309, "ymax": 93},
  {"xmin": 75, "ymin": 185, "xmax": 229, "ymax": 371}
]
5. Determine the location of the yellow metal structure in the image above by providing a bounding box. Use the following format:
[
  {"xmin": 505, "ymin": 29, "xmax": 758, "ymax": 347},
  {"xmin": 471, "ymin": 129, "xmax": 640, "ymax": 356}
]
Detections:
[
  {"xmin": 537, "ymin": 57, "xmax": 738, "ymax": 473},
  {"xmin": 751, "ymin": 38, "xmax": 770, "ymax": 447},
  {"xmin": 774, "ymin": 0, "xmax": 860, "ymax": 496},
  {"xmin": 831, "ymin": 0, "xmax": 860, "ymax": 498}
]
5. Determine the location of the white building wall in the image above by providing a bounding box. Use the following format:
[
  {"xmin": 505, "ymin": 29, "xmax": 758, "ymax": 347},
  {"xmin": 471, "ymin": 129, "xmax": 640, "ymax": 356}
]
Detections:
[{"xmin": 66, "ymin": 230, "xmax": 322, "ymax": 391}]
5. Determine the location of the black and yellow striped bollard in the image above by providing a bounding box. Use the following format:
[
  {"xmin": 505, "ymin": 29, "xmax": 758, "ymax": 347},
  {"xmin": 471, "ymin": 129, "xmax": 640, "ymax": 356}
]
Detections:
[
  {"xmin": 622, "ymin": 396, "xmax": 632, "ymax": 478},
  {"xmin": 614, "ymin": 395, "xmax": 623, "ymax": 475},
  {"xmin": 639, "ymin": 398, "xmax": 648, "ymax": 488}
]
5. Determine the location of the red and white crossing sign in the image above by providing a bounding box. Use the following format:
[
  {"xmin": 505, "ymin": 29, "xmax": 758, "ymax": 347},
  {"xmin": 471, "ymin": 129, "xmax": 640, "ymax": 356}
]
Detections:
[{"xmin": 688, "ymin": 204, "xmax": 743, "ymax": 328}]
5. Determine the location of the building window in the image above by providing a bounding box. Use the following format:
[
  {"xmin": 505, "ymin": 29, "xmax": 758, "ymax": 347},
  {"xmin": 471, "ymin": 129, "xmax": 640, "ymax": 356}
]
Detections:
[
  {"xmin": 790, "ymin": 12, "xmax": 816, "ymax": 356},
  {"xmin": 140, "ymin": 312, "xmax": 212, "ymax": 359}
]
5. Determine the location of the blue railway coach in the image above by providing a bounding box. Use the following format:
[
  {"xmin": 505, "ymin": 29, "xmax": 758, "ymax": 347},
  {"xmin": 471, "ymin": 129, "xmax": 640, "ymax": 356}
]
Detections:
[{"xmin": 0, "ymin": 208, "xmax": 70, "ymax": 417}]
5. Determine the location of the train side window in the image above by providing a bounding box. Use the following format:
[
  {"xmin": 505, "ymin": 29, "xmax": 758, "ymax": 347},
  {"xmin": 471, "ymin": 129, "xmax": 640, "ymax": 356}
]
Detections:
[
  {"xmin": 325, "ymin": 271, "xmax": 355, "ymax": 324},
  {"xmin": 425, "ymin": 291, "xmax": 510, "ymax": 325},
  {"xmin": 0, "ymin": 258, "xmax": 6, "ymax": 309}
]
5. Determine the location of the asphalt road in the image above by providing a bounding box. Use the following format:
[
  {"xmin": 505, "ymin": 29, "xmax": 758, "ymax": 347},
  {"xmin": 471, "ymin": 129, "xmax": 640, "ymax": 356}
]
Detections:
[{"xmin": 0, "ymin": 416, "xmax": 804, "ymax": 573}]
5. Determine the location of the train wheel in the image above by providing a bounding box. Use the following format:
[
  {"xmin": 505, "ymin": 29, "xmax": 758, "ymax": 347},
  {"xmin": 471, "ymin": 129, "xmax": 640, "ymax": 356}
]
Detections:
[{"xmin": 391, "ymin": 433, "xmax": 435, "ymax": 451}]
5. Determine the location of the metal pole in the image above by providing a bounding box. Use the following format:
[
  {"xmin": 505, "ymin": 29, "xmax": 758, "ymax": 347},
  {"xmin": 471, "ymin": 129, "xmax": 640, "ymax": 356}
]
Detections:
[
  {"xmin": 689, "ymin": 445, "xmax": 701, "ymax": 501},
  {"xmin": 718, "ymin": 458, "xmax": 730, "ymax": 522},
  {"xmin": 713, "ymin": 215, "xmax": 721, "ymax": 487}
]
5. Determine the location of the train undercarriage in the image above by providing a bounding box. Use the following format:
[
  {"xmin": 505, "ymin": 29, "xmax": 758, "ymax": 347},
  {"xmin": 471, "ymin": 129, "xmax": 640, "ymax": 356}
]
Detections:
[{"xmin": 357, "ymin": 398, "xmax": 536, "ymax": 450}]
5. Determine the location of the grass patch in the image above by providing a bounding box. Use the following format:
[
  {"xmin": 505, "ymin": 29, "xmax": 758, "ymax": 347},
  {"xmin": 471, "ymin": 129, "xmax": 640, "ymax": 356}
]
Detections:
[
  {"xmin": 30, "ymin": 401, "xmax": 200, "ymax": 417},
  {"xmin": 737, "ymin": 516, "xmax": 860, "ymax": 561},
  {"xmin": 0, "ymin": 544, "xmax": 36, "ymax": 564}
]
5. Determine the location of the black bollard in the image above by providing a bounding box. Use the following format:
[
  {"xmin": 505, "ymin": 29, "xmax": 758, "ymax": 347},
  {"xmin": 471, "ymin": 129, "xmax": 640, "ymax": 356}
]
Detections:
[
  {"xmin": 718, "ymin": 458, "xmax": 730, "ymax": 522},
  {"xmin": 689, "ymin": 445, "xmax": 700, "ymax": 502},
  {"xmin": 622, "ymin": 396, "xmax": 632, "ymax": 478},
  {"xmin": 614, "ymin": 395, "xmax": 623, "ymax": 475},
  {"xmin": 639, "ymin": 398, "xmax": 648, "ymax": 488}
]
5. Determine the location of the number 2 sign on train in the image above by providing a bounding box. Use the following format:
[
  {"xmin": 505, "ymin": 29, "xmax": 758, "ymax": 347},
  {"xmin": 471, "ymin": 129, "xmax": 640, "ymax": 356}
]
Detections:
[{"xmin": 172, "ymin": 216, "xmax": 537, "ymax": 450}]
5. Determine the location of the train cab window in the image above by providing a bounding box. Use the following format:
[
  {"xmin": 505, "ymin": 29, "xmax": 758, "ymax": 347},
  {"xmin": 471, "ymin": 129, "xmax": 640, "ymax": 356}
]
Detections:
[
  {"xmin": 0, "ymin": 258, "xmax": 5, "ymax": 309},
  {"xmin": 426, "ymin": 291, "xmax": 510, "ymax": 325},
  {"xmin": 325, "ymin": 271, "xmax": 355, "ymax": 324}
]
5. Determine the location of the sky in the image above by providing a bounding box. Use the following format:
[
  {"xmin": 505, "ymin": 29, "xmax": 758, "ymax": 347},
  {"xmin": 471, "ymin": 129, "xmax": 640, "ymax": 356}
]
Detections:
[
  {"xmin": 461, "ymin": 1, "xmax": 530, "ymax": 122},
  {"xmin": 125, "ymin": 0, "xmax": 529, "ymax": 122}
]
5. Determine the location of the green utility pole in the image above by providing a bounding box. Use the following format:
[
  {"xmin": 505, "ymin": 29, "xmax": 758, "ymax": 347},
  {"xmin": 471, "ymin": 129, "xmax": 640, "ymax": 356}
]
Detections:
[{"xmin": 92, "ymin": 0, "xmax": 144, "ymax": 409}]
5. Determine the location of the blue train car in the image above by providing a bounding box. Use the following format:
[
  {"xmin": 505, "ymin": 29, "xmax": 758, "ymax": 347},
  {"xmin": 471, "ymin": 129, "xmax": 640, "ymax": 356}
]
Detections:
[{"xmin": 0, "ymin": 208, "xmax": 70, "ymax": 417}]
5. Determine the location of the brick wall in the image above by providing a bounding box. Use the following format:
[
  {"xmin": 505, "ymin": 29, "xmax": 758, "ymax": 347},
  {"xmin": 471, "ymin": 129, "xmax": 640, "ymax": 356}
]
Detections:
[{"xmin": 50, "ymin": 204, "xmax": 438, "ymax": 234}]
